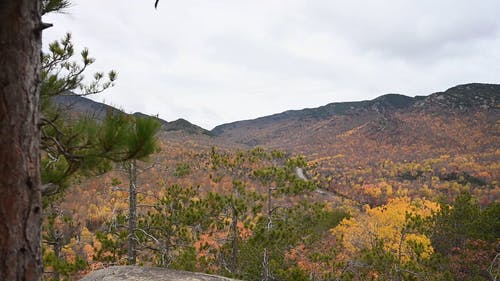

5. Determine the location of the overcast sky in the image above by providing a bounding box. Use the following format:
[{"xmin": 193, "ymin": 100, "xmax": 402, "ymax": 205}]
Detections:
[{"xmin": 43, "ymin": 0, "xmax": 500, "ymax": 129}]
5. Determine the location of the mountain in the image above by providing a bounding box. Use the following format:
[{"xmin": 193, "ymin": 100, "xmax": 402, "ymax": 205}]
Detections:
[
  {"xmin": 50, "ymin": 94, "xmax": 118, "ymax": 120},
  {"xmin": 132, "ymin": 112, "xmax": 211, "ymax": 135},
  {"xmin": 162, "ymin": 118, "xmax": 212, "ymax": 135},
  {"xmin": 51, "ymin": 95, "xmax": 210, "ymax": 135},
  {"xmin": 211, "ymin": 94, "xmax": 419, "ymax": 136},
  {"xmin": 413, "ymin": 83, "xmax": 499, "ymax": 112},
  {"xmin": 213, "ymin": 83, "xmax": 498, "ymax": 136},
  {"xmin": 52, "ymin": 84, "xmax": 499, "ymax": 157},
  {"xmin": 211, "ymin": 83, "xmax": 499, "ymax": 161}
]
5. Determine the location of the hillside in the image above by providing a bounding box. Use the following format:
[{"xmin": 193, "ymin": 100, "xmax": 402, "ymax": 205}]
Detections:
[
  {"xmin": 52, "ymin": 84, "xmax": 500, "ymax": 200},
  {"xmin": 51, "ymin": 94, "xmax": 209, "ymax": 135},
  {"xmin": 50, "ymin": 83, "xmax": 499, "ymax": 280},
  {"xmin": 211, "ymin": 83, "xmax": 499, "ymax": 159},
  {"xmin": 54, "ymin": 84, "xmax": 500, "ymax": 201}
]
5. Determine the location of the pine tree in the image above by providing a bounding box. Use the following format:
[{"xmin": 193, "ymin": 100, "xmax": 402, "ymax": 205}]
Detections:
[
  {"xmin": 252, "ymin": 152, "xmax": 316, "ymax": 281},
  {"xmin": 1, "ymin": 1, "xmax": 158, "ymax": 279},
  {"xmin": 208, "ymin": 147, "xmax": 266, "ymax": 275},
  {"xmin": 39, "ymin": 16, "xmax": 161, "ymax": 279},
  {"xmin": 40, "ymin": 32, "xmax": 117, "ymax": 197}
]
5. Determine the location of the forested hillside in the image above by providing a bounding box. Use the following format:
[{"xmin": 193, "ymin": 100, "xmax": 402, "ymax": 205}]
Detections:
[
  {"xmin": 43, "ymin": 83, "xmax": 499, "ymax": 281},
  {"xmin": 4, "ymin": 1, "xmax": 499, "ymax": 280}
]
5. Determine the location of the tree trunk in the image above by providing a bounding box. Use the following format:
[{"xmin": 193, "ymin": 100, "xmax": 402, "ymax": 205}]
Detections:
[
  {"xmin": 230, "ymin": 206, "xmax": 238, "ymax": 272},
  {"xmin": 53, "ymin": 236, "xmax": 62, "ymax": 281},
  {"xmin": 127, "ymin": 160, "xmax": 138, "ymax": 265},
  {"xmin": 0, "ymin": 1, "xmax": 43, "ymax": 281},
  {"xmin": 262, "ymin": 186, "xmax": 273, "ymax": 281}
]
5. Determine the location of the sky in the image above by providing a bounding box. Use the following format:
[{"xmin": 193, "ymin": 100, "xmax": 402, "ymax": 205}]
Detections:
[{"xmin": 43, "ymin": 0, "xmax": 500, "ymax": 130}]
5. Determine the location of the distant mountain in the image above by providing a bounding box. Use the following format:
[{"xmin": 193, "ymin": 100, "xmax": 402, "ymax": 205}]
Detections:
[
  {"xmin": 213, "ymin": 83, "xmax": 498, "ymax": 136},
  {"xmin": 211, "ymin": 93, "xmax": 419, "ymax": 137},
  {"xmin": 413, "ymin": 83, "xmax": 499, "ymax": 112},
  {"xmin": 50, "ymin": 95, "xmax": 210, "ymax": 135},
  {"xmin": 51, "ymin": 84, "xmax": 499, "ymax": 159},
  {"xmin": 211, "ymin": 83, "xmax": 499, "ymax": 161},
  {"xmin": 163, "ymin": 118, "xmax": 212, "ymax": 135},
  {"xmin": 133, "ymin": 112, "xmax": 211, "ymax": 135},
  {"xmin": 50, "ymin": 94, "xmax": 117, "ymax": 120}
]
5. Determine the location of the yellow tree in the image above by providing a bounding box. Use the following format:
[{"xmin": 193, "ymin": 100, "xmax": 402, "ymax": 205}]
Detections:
[{"xmin": 332, "ymin": 197, "xmax": 439, "ymax": 280}]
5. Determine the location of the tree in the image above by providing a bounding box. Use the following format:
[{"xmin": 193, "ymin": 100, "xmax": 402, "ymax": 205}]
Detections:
[
  {"xmin": 0, "ymin": 1, "xmax": 44, "ymax": 280},
  {"xmin": 1, "ymin": 0, "xmax": 161, "ymax": 279},
  {"xmin": 138, "ymin": 184, "xmax": 208, "ymax": 267},
  {"xmin": 2, "ymin": 2, "xmax": 155, "ymax": 279},
  {"xmin": 204, "ymin": 148, "xmax": 316, "ymax": 279},
  {"xmin": 42, "ymin": 112, "xmax": 160, "ymax": 274},
  {"xmin": 95, "ymin": 183, "xmax": 209, "ymax": 268},
  {"xmin": 39, "ymin": 29, "xmax": 161, "ymax": 274},
  {"xmin": 331, "ymin": 197, "xmax": 439, "ymax": 280},
  {"xmin": 207, "ymin": 147, "xmax": 265, "ymax": 275},
  {"xmin": 122, "ymin": 117, "xmax": 161, "ymax": 265},
  {"xmin": 252, "ymin": 152, "xmax": 316, "ymax": 281},
  {"xmin": 237, "ymin": 201, "xmax": 348, "ymax": 281},
  {"xmin": 425, "ymin": 192, "xmax": 500, "ymax": 280},
  {"xmin": 428, "ymin": 192, "xmax": 486, "ymax": 254},
  {"xmin": 40, "ymin": 33, "xmax": 117, "ymax": 197},
  {"xmin": 42, "ymin": 207, "xmax": 87, "ymax": 281}
]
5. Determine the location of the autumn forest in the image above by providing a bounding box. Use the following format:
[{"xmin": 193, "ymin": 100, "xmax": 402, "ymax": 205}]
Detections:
[
  {"xmin": 40, "ymin": 33, "xmax": 500, "ymax": 281},
  {"xmin": 10, "ymin": 1, "xmax": 498, "ymax": 281}
]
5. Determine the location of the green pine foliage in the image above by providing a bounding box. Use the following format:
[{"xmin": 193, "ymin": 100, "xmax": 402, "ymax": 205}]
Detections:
[
  {"xmin": 42, "ymin": 209, "xmax": 88, "ymax": 281},
  {"xmin": 135, "ymin": 184, "xmax": 209, "ymax": 267},
  {"xmin": 94, "ymin": 224, "xmax": 129, "ymax": 265},
  {"xmin": 42, "ymin": 0, "xmax": 71, "ymax": 15},
  {"xmin": 424, "ymin": 192, "xmax": 500, "ymax": 280},
  {"xmin": 40, "ymin": 30, "xmax": 160, "ymax": 280},
  {"xmin": 174, "ymin": 163, "xmax": 191, "ymax": 177},
  {"xmin": 237, "ymin": 201, "xmax": 348, "ymax": 281},
  {"xmin": 40, "ymin": 33, "xmax": 160, "ymax": 197}
]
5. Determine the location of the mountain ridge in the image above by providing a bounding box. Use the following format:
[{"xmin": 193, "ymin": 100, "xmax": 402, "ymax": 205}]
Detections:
[
  {"xmin": 51, "ymin": 83, "xmax": 499, "ymax": 145},
  {"xmin": 206, "ymin": 83, "xmax": 499, "ymax": 163},
  {"xmin": 212, "ymin": 83, "xmax": 499, "ymax": 135},
  {"xmin": 51, "ymin": 95, "xmax": 210, "ymax": 135}
]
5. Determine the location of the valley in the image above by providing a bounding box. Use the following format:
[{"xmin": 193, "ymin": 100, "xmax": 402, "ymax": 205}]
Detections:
[{"xmin": 46, "ymin": 83, "xmax": 499, "ymax": 280}]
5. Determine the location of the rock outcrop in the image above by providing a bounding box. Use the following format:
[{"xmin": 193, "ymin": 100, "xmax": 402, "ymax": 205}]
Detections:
[{"xmin": 80, "ymin": 266, "xmax": 238, "ymax": 281}]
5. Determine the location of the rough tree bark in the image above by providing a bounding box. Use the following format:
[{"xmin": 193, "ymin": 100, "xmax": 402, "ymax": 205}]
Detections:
[{"xmin": 0, "ymin": 1, "xmax": 43, "ymax": 281}]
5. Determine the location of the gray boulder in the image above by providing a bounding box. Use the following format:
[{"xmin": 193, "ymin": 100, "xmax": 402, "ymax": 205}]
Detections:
[{"xmin": 80, "ymin": 266, "xmax": 238, "ymax": 281}]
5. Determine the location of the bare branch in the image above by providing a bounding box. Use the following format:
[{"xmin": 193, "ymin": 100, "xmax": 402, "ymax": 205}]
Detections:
[{"xmin": 135, "ymin": 227, "xmax": 160, "ymax": 244}]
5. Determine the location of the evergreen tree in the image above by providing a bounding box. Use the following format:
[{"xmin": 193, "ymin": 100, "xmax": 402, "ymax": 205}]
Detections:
[
  {"xmin": 1, "ymin": 1, "xmax": 159, "ymax": 279},
  {"xmin": 94, "ymin": 183, "xmax": 209, "ymax": 269},
  {"xmin": 42, "ymin": 207, "xmax": 87, "ymax": 281},
  {"xmin": 425, "ymin": 192, "xmax": 500, "ymax": 280},
  {"xmin": 207, "ymin": 147, "xmax": 266, "ymax": 275},
  {"xmin": 40, "ymin": 32, "xmax": 117, "ymax": 196},
  {"xmin": 252, "ymin": 152, "xmax": 316, "ymax": 281},
  {"xmin": 119, "ymin": 116, "xmax": 161, "ymax": 265},
  {"xmin": 39, "ymin": 21, "xmax": 160, "ymax": 279}
]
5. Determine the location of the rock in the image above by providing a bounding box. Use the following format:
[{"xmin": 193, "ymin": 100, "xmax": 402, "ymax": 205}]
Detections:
[{"xmin": 80, "ymin": 266, "xmax": 238, "ymax": 281}]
